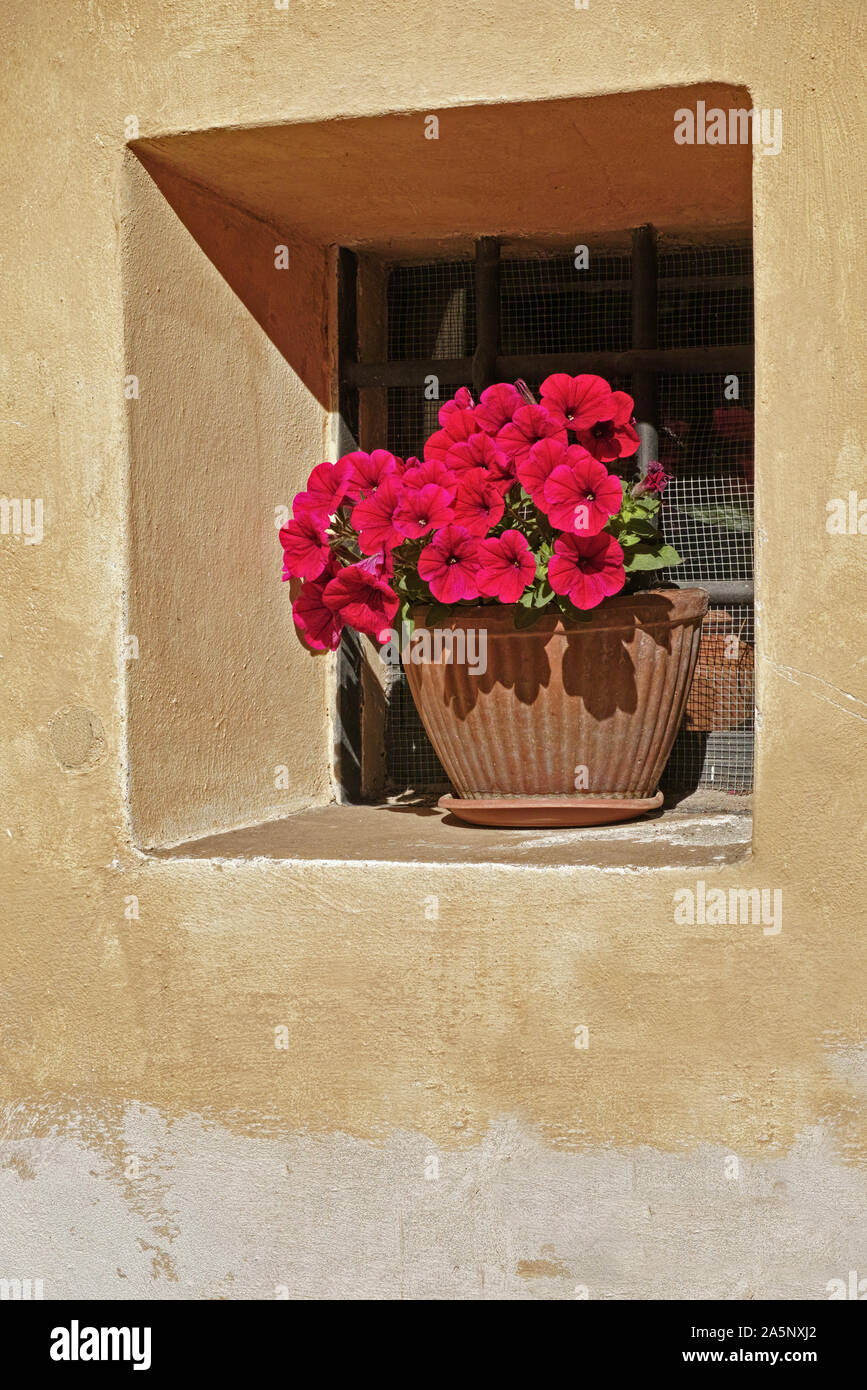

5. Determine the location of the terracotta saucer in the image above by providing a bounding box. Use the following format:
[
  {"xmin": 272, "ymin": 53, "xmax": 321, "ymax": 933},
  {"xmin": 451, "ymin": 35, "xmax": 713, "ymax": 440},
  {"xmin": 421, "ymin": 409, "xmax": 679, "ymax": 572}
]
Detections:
[{"xmin": 437, "ymin": 791, "xmax": 664, "ymax": 829}]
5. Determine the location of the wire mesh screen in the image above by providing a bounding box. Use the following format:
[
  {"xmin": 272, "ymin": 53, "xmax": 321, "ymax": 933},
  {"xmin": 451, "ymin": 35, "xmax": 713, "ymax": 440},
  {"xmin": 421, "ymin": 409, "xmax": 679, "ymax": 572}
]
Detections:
[
  {"xmin": 383, "ymin": 654, "xmax": 449, "ymax": 789},
  {"xmin": 386, "ymin": 262, "xmax": 475, "ymax": 466},
  {"xmin": 659, "ymin": 375, "xmax": 754, "ymax": 582},
  {"xmin": 387, "ymin": 261, "xmax": 476, "ymax": 359},
  {"xmin": 657, "ymin": 364, "xmax": 754, "ymax": 791},
  {"xmin": 655, "ymin": 244, "xmax": 754, "ymax": 794},
  {"xmin": 665, "ymin": 604, "xmax": 755, "ymax": 794},
  {"xmin": 367, "ymin": 242, "xmax": 754, "ymax": 798},
  {"xmin": 501, "ymin": 252, "xmax": 633, "ymax": 354}
]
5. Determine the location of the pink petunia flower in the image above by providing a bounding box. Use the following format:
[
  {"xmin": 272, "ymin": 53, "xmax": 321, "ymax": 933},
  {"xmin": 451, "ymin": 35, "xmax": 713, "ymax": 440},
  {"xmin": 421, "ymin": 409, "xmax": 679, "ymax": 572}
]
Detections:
[
  {"xmin": 575, "ymin": 390, "xmax": 640, "ymax": 463},
  {"xmin": 351, "ymin": 475, "xmax": 405, "ymax": 554},
  {"xmin": 476, "ymin": 529, "xmax": 537, "ymax": 604},
  {"xmin": 713, "ymin": 406, "xmax": 754, "ymax": 486},
  {"xmin": 293, "ymin": 459, "xmax": 352, "ymax": 522},
  {"xmin": 402, "ymin": 456, "xmax": 457, "ymax": 496},
  {"xmin": 713, "ymin": 405, "xmax": 753, "ymax": 442},
  {"xmin": 497, "ymin": 404, "xmax": 567, "ymax": 467},
  {"xmin": 452, "ymin": 468, "xmax": 506, "ymax": 536},
  {"xmin": 363, "ymin": 547, "xmax": 395, "ymax": 581},
  {"xmin": 341, "ymin": 449, "xmax": 400, "ymax": 500},
  {"xmin": 437, "ymin": 387, "xmax": 475, "ymax": 428},
  {"xmin": 632, "ymin": 464, "xmax": 672, "ymax": 497},
  {"xmin": 473, "ymin": 382, "xmax": 523, "ymax": 435},
  {"xmin": 548, "ymin": 533, "xmax": 626, "ymax": 610},
  {"xmin": 394, "ymin": 482, "xmax": 455, "ymax": 539},
  {"xmin": 418, "ymin": 524, "xmax": 481, "ymax": 603},
  {"xmin": 423, "ymin": 407, "xmax": 477, "ymax": 465},
  {"xmin": 544, "ymin": 448, "xmax": 623, "ymax": 535},
  {"xmin": 292, "ymin": 563, "xmax": 344, "ymax": 651},
  {"xmin": 445, "ymin": 430, "xmax": 512, "ymax": 490},
  {"xmin": 540, "ymin": 373, "xmax": 613, "ymax": 432},
  {"xmin": 279, "ymin": 511, "xmax": 331, "ymax": 580},
  {"xmin": 323, "ymin": 555, "xmax": 399, "ymax": 641},
  {"xmin": 516, "ymin": 437, "xmax": 569, "ymax": 510}
]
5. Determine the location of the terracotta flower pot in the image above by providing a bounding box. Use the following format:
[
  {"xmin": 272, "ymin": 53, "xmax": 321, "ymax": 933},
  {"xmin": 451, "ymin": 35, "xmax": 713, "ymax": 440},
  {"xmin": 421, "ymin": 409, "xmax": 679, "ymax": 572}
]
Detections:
[{"xmin": 402, "ymin": 587, "xmax": 708, "ymax": 827}]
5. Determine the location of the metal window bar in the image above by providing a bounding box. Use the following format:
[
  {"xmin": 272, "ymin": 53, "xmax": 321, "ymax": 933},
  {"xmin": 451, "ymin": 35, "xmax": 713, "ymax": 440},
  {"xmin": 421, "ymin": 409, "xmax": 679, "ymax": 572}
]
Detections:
[
  {"xmin": 337, "ymin": 234, "xmax": 755, "ymax": 799},
  {"xmin": 333, "ymin": 247, "xmax": 363, "ymax": 803}
]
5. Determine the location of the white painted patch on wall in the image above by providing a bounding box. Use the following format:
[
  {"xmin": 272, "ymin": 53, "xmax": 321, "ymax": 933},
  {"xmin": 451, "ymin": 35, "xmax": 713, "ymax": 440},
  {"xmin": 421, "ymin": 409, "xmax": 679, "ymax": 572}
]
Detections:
[{"xmin": 1, "ymin": 1103, "xmax": 867, "ymax": 1300}]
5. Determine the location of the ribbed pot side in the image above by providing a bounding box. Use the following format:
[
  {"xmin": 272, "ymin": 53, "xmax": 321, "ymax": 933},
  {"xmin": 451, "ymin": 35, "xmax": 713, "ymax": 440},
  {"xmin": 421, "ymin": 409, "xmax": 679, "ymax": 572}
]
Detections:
[{"xmin": 402, "ymin": 588, "xmax": 709, "ymax": 800}]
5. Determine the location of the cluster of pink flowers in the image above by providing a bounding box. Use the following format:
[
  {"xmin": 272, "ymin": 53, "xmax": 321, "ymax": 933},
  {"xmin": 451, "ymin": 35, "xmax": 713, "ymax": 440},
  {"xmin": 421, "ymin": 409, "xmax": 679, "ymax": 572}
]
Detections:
[{"xmin": 280, "ymin": 374, "xmax": 673, "ymax": 651}]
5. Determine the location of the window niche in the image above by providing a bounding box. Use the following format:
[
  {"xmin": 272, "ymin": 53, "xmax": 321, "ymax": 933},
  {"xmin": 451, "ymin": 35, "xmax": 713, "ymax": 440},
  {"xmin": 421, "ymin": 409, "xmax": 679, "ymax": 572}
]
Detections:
[{"xmin": 124, "ymin": 84, "xmax": 754, "ymax": 855}]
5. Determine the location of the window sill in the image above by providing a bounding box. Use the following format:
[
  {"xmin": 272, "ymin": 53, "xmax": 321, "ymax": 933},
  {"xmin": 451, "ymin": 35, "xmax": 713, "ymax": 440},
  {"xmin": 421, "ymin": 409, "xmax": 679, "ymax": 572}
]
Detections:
[{"xmin": 147, "ymin": 791, "xmax": 751, "ymax": 871}]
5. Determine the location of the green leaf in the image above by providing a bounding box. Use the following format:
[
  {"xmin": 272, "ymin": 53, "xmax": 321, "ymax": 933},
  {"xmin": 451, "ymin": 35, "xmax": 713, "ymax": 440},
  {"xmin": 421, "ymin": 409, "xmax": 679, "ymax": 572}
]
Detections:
[
  {"xmin": 683, "ymin": 502, "xmax": 753, "ymax": 532},
  {"xmin": 513, "ymin": 603, "xmax": 543, "ymax": 629},
  {"xmin": 558, "ymin": 596, "xmax": 593, "ymax": 622},
  {"xmin": 534, "ymin": 583, "xmax": 556, "ymax": 608},
  {"xmin": 629, "ymin": 517, "xmax": 661, "ymax": 539},
  {"xmin": 623, "ymin": 543, "xmax": 682, "ymax": 572},
  {"xmin": 424, "ymin": 603, "xmax": 452, "ymax": 627}
]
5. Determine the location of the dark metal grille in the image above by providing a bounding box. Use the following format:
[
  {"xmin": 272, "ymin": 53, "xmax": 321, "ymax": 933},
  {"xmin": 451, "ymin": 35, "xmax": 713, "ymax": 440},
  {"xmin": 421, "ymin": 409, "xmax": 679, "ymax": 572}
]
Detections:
[
  {"xmin": 658, "ymin": 244, "xmax": 754, "ymax": 348},
  {"xmin": 362, "ymin": 239, "xmax": 754, "ymax": 798}
]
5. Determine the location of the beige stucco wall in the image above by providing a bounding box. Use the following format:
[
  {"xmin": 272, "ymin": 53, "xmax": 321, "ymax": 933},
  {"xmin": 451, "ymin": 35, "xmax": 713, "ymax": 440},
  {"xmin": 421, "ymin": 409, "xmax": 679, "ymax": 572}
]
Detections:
[
  {"xmin": 1, "ymin": 0, "xmax": 865, "ymax": 1299},
  {"xmin": 123, "ymin": 156, "xmax": 334, "ymax": 845}
]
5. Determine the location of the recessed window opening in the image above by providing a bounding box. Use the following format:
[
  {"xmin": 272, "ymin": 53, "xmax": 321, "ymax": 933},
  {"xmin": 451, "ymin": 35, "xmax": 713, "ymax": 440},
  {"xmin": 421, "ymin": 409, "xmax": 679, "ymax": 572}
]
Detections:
[{"xmin": 337, "ymin": 229, "xmax": 754, "ymax": 807}]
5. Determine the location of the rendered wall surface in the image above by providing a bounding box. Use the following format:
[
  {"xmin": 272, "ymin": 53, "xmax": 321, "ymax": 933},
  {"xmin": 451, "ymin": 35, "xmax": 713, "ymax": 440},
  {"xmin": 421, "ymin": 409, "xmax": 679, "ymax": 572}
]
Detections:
[
  {"xmin": 123, "ymin": 156, "xmax": 333, "ymax": 846},
  {"xmin": 1, "ymin": 0, "xmax": 866, "ymax": 1300}
]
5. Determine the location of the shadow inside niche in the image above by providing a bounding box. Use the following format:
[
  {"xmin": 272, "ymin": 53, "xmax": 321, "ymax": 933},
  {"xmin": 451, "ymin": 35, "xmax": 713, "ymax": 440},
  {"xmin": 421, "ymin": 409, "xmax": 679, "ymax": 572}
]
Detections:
[{"xmin": 376, "ymin": 799, "xmax": 444, "ymax": 818}]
